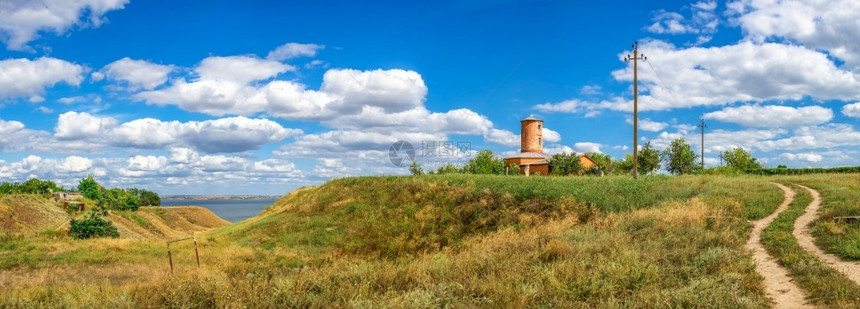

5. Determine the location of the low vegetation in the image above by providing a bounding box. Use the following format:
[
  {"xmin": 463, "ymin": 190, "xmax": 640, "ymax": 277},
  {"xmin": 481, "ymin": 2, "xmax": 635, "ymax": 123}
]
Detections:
[
  {"xmin": 2, "ymin": 174, "xmax": 859, "ymax": 307},
  {"xmin": 781, "ymin": 174, "xmax": 860, "ymax": 260},
  {"xmin": 69, "ymin": 213, "xmax": 120, "ymax": 239},
  {"xmin": 2, "ymin": 174, "xmax": 794, "ymax": 307},
  {"xmin": 760, "ymin": 184, "xmax": 860, "ymax": 307},
  {"xmin": 0, "ymin": 179, "xmax": 64, "ymax": 195}
]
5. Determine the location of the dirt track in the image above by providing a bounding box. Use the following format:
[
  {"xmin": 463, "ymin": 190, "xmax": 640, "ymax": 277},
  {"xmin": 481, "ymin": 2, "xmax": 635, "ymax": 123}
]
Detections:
[
  {"xmin": 745, "ymin": 183, "xmax": 810, "ymax": 308},
  {"xmin": 794, "ymin": 185, "xmax": 860, "ymax": 285}
]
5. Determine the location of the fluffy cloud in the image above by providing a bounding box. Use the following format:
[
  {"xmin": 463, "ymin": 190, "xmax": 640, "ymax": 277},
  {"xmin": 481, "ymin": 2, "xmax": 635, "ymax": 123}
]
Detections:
[
  {"xmin": 58, "ymin": 156, "xmax": 93, "ymax": 173},
  {"xmin": 54, "ymin": 111, "xmax": 118, "ymax": 140},
  {"xmin": 626, "ymin": 118, "xmax": 668, "ymax": 132},
  {"xmin": 573, "ymin": 142, "xmax": 602, "ymax": 153},
  {"xmin": 97, "ymin": 58, "xmax": 174, "ymax": 90},
  {"xmin": 646, "ymin": 1, "xmax": 719, "ymax": 36},
  {"xmin": 482, "ymin": 127, "xmax": 562, "ymax": 148},
  {"xmin": 52, "ymin": 112, "xmax": 301, "ymax": 153},
  {"xmin": 704, "ymin": 105, "xmax": 833, "ymax": 127},
  {"xmin": 135, "ymin": 55, "xmax": 294, "ymax": 115},
  {"xmin": 135, "ymin": 58, "xmax": 500, "ymax": 150},
  {"xmin": 484, "ymin": 129, "xmax": 519, "ymax": 147},
  {"xmin": 779, "ymin": 152, "xmax": 823, "ymax": 163},
  {"xmin": 0, "ymin": 119, "xmax": 50, "ymax": 152},
  {"xmin": 0, "ymin": 0, "xmax": 128, "ymax": 50},
  {"xmin": 650, "ymin": 122, "xmax": 860, "ymax": 156},
  {"xmin": 0, "ymin": 57, "xmax": 85, "ymax": 101},
  {"xmin": 266, "ymin": 43, "xmax": 325, "ymax": 61},
  {"xmin": 843, "ymin": 103, "xmax": 860, "ymax": 118},
  {"xmin": 196, "ymin": 56, "xmax": 293, "ymax": 83},
  {"xmin": 321, "ymin": 69, "xmax": 427, "ymax": 113},
  {"xmin": 612, "ymin": 41, "xmax": 860, "ymax": 110},
  {"xmin": 536, "ymin": 40, "xmax": 860, "ymax": 114},
  {"xmin": 0, "ymin": 151, "xmax": 306, "ymax": 193},
  {"xmin": 729, "ymin": 0, "xmax": 860, "ymax": 70}
]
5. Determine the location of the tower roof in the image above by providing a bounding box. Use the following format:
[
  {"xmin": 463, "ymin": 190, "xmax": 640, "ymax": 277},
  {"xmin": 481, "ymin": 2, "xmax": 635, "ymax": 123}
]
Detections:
[{"xmin": 521, "ymin": 114, "xmax": 541, "ymax": 122}]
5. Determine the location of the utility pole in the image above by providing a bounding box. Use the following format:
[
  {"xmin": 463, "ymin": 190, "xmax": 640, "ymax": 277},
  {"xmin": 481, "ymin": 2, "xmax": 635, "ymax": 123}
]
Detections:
[
  {"xmin": 698, "ymin": 119, "xmax": 707, "ymax": 169},
  {"xmin": 624, "ymin": 42, "xmax": 646, "ymax": 179}
]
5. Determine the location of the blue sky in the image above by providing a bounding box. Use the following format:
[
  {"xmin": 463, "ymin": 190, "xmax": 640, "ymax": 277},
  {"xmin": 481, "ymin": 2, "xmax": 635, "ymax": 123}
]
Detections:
[{"xmin": 0, "ymin": 0, "xmax": 858, "ymax": 194}]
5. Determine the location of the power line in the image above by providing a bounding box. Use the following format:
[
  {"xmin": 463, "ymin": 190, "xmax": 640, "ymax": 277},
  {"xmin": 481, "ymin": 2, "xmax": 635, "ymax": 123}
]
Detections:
[
  {"xmin": 644, "ymin": 59, "xmax": 682, "ymax": 106},
  {"xmin": 475, "ymin": 58, "xmax": 526, "ymax": 108}
]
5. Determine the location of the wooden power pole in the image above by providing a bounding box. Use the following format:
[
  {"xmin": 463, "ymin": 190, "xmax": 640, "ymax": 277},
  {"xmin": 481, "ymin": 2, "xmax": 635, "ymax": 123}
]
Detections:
[
  {"xmin": 624, "ymin": 42, "xmax": 646, "ymax": 178},
  {"xmin": 698, "ymin": 119, "xmax": 707, "ymax": 169}
]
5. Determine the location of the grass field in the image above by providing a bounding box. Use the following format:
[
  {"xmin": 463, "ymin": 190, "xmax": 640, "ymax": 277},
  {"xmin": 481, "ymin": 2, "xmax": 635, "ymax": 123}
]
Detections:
[
  {"xmin": 760, "ymin": 184, "xmax": 860, "ymax": 307},
  {"xmin": 0, "ymin": 174, "xmax": 858, "ymax": 307},
  {"xmin": 776, "ymin": 174, "xmax": 860, "ymax": 260}
]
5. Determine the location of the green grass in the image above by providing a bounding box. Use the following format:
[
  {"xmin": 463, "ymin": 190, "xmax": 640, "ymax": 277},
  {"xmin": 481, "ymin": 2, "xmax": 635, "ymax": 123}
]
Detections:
[
  {"xmin": 760, "ymin": 184, "xmax": 860, "ymax": 307},
  {"xmin": 212, "ymin": 175, "xmax": 780, "ymax": 260},
  {"xmin": 776, "ymin": 174, "xmax": 860, "ymax": 260},
  {"xmin": 0, "ymin": 174, "xmax": 846, "ymax": 308}
]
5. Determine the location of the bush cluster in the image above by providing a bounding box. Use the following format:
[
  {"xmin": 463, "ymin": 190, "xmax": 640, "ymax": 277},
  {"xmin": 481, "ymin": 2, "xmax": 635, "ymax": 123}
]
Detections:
[{"xmin": 68, "ymin": 213, "xmax": 120, "ymax": 239}]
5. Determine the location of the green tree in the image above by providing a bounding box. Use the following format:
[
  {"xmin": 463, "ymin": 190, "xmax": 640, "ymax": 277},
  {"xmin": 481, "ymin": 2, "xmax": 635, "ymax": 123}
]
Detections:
[
  {"xmin": 463, "ymin": 150, "xmax": 504, "ymax": 175},
  {"xmin": 722, "ymin": 147, "xmax": 762, "ymax": 170},
  {"xmin": 0, "ymin": 182, "xmax": 17, "ymax": 194},
  {"xmin": 435, "ymin": 163, "xmax": 461, "ymax": 174},
  {"xmin": 69, "ymin": 212, "xmax": 119, "ymax": 239},
  {"xmin": 661, "ymin": 137, "xmax": 699, "ymax": 175},
  {"xmin": 18, "ymin": 178, "xmax": 62, "ymax": 194},
  {"xmin": 139, "ymin": 189, "xmax": 161, "ymax": 206},
  {"xmin": 613, "ymin": 154, "xmax": 634, "ymax": 175},
  {"xmin": 78, "ymin": 175, "xmax": 100, "ymax": 200},
  {"xmin": 587, "ymin": 152, "xmax": 612, "ymax": 176},
  {"xmin": 639, "ymin": 141, "xmax": 661, "ymax": 175},
  {"xmin": 549, "ymin": 152, "xmax": 583, "ymax": 176},
  {"xmin": 409, "ymin": 160, "xmax": 424, "ymax": 176}
]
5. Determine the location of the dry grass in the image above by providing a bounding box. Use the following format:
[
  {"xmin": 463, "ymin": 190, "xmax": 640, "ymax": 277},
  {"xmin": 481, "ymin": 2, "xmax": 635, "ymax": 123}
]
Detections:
[
  {"xmin": 109, "ymin": 206, "xmax": 230, "ymax": 240},
  {"xmin": 0, "ymin": 194, "xmax": 68, "ymax": 235},
  {"xmin": 0, "ymin": 174, "xmax": 808, "ymax": 307}
]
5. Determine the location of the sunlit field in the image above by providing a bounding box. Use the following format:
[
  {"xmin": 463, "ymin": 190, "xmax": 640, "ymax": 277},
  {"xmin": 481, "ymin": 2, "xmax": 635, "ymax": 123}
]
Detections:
[{"xmin": 2, "ymin": 174, "xmax": 859, "ymax": 308}]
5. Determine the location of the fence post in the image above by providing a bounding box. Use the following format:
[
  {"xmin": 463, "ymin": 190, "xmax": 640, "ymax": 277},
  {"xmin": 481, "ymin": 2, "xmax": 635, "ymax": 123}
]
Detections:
[
  {"xmin": 194, "ymin": 236, "xmax": 200, "ymax": 268},
  {"xmin": 167, "ymin": 242, "xmax": 174, "ymax": 275}
]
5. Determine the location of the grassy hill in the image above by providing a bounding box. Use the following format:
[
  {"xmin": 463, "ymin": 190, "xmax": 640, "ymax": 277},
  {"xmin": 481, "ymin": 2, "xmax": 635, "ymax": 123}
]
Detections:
[
  {"xmin": 0, "ymin": 194, "xmax": 68, "ymax": 234},
  {"xmin": 1, "ymin": 174, "xmax": 858, "ymax": 307},
  {"xmin": 0, "ymin": 194, "xmax": 228, "ymax": 240}
]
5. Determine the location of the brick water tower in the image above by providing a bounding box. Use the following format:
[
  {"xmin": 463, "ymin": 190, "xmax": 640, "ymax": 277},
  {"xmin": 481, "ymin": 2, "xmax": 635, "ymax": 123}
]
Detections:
[{"xmin": 520, "ymin": 115, "xmax": 543, "ymax": 153}]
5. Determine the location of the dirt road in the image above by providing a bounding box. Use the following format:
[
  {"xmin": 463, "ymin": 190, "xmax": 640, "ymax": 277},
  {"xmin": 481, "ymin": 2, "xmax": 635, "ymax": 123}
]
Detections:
[
  {"xmin": 794, "ymin": 185, "xmax": 860, "ymax": 285},
  {"xmin": 745, "ymin": 183, "xmax": 810, "ymax": 308}
]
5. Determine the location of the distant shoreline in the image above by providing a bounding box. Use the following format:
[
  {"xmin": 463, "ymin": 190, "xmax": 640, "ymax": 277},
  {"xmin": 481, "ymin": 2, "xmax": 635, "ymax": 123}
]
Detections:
[{"xmin": 162, "ymin": 195, "xmax": 280, "ymax": 201}]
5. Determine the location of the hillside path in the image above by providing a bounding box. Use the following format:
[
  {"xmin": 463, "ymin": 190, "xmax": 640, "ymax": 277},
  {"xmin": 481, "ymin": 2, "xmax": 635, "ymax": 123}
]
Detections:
[
  {"xmin": 745, "ymin": 183, "xmax": 811, "ymax": 308},
  {"xmin": 794, "ymin": 185, "xmax": 860, "ymax": 285}
]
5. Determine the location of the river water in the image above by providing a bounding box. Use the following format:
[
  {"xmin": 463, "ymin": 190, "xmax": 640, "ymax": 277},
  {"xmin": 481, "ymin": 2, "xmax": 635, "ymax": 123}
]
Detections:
[{"xmin": 160, "ymin": 199, "xmax": 277, "ymax": 223}]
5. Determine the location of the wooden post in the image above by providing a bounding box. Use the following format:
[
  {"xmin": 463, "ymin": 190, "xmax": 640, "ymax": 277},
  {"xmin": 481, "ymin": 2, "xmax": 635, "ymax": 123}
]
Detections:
[
  {"xmin": 167, "ymin": 242, "xmax": 174, "ymax": 275},
  {"xmin": 194, "ymin": 237, "xmax": 200, "ymax": 268},
  {"xmin": 624, "ymin": 42, "xmax": 646, "ymax": 179}
]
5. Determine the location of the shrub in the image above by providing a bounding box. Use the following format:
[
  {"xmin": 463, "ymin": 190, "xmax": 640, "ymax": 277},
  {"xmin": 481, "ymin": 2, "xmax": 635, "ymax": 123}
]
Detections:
[
  {"xmin": 408, "ymin": 161, "xmax": 424, "ymax": 176},
  {"xmin": 549, "ymin": 152, "xmax": 582, "ymax": 176},
  {"xmin": 463, "ymin": 150, "xmax": 504, "ymax": 175},
  {"xmin": 69, "ymin": 213, "xmax": 120, "ymax": 239}
]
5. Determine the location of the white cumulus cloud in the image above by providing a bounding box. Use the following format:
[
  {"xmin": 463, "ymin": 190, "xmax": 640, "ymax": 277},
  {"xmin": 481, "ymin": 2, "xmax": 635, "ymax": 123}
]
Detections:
[
  {"xmin": 266, "ymin": 43, "xmax": 325, "ymax": 61},
  {"xmin": 842, "ymin": 103, "xmax": 860, "ymax": 118},
  {"xmin": 98, "ymin": 58, "xmax": 174, "ymax": 90},
  {"xmin": 0, "ymin": 57, "xmax": 85, "ymax": 101},
  {"xmin": 703, "ymin": 105, "xmax": 833, "ymax": 128},
  {"xmin": 0, "ymin": 0, "xmax": 128, "ymax": 50}
]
